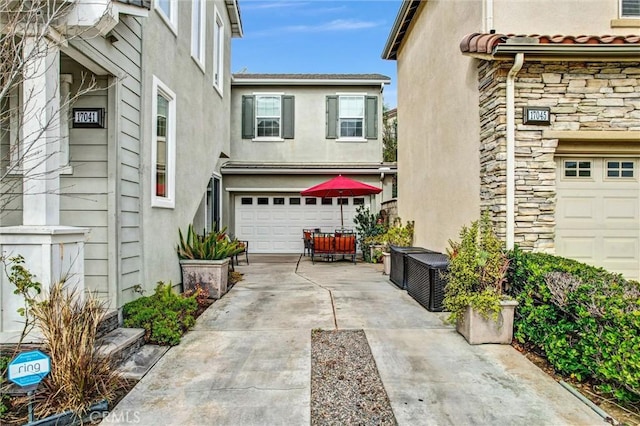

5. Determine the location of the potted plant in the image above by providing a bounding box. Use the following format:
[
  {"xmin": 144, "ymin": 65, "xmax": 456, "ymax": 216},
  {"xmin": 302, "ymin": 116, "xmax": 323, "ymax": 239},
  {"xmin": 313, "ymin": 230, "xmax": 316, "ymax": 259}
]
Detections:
[
  {"xmin": 443, "ymin": 212, "xmax": 516, "ymax": 344},
  {"xmin": 177, "ymin": 225, "xmax": 244, "ymax": 299}
]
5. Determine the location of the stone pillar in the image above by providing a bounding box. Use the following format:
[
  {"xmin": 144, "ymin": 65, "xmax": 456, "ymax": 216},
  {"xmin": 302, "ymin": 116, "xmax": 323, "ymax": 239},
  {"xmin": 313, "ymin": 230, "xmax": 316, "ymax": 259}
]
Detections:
[{"xmin": 21, "ymin": 36, "xmax": 61, "ymax": 226}]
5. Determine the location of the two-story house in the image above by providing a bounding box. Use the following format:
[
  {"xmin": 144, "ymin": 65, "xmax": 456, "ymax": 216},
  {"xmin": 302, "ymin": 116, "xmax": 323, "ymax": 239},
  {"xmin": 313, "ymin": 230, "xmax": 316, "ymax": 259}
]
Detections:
[
  {"xmin": 383, "ymin": 0, "xmax": 640, "ymax": 280},
  {"xmin": 222, "ymin": 74, "xmax": 395, "ymax": 254},
  {"xmin": 0, "ymin": 0, "xmax": 242, "ymax": 335}
]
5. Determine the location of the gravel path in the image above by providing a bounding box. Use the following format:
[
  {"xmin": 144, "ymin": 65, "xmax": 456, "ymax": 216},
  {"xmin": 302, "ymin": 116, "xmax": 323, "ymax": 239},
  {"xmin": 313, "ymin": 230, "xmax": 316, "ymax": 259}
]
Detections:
[{"xmin": 311, "ymin": 329, "xmax": 397, "ymax": 425}]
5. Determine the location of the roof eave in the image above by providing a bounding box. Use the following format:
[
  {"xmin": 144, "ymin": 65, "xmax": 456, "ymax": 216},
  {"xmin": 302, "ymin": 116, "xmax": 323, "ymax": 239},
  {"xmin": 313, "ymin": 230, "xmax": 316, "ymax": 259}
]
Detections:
[
  {"xmin": 225, "ymin": 0, "xmax": 243, "ymax": 38},
  {"xmin": 464, "ymin": 44, "xmax": 640, "ymax": 61},
  {"xmin": 382, "ymin": 0, "xmax": 421, "ymax": 60},
  {"xmin": 232, "ymin": 78, "xmax": 391, "ymax": 86},
  {"xmin": 221, "ymin": 163, "xmax": 397, "ymax": 175}
]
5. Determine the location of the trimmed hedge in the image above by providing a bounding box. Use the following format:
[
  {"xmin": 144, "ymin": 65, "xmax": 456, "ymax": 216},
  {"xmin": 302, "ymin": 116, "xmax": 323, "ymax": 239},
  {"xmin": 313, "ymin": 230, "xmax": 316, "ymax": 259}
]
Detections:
[{"xmin": 507, "ymin": 248, "xmax": 640, "ymax": 405}]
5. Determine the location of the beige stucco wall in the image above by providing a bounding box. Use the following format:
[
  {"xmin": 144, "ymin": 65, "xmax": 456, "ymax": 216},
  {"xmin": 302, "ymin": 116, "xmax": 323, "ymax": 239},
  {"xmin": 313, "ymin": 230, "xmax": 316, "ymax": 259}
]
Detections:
[
  {"xmin": 492, "ymin": 0, "xmax": 639, "ymax": 34},
  {"xmin": 395, "ymin": 0, "xmax": 483, "ymax": 253},
  {"xmin": 230, "ymin": 85, "xmax": 384, "ymax": 164},
  {"xmin": 139, "ymin": 0, "xmax": 234, "ymax": 297}
]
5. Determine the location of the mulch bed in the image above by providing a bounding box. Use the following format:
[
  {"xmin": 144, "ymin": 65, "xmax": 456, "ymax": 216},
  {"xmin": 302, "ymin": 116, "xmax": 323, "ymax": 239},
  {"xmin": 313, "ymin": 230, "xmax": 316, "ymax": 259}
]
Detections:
[{"xmin": 311, "ymin": 329, "xmax": 396, "ymax": 425}]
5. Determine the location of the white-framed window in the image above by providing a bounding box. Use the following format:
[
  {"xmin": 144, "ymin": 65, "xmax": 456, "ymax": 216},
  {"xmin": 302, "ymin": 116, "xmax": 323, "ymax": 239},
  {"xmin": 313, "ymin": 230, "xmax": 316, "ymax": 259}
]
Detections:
[
  {"xmin": 151, "ymin": 76, "xmax": 176, "ymax": 208},
  {"xmin": 213, "ymin": 6, "xmax": 224, "ymax": 94},
  {"xmin": 155, "ymin": 0, "xmax": 178, "ymax": 34},
  {"xmin": 241, "ymin": 94, "xmax": 295, "ymax": 140},
  {"xmin": 338, "ymin": 95, "xmax": 365, "ymax": 139},
  {"xmin": 255, "ymin": 95, "xmax": 282, "ymax": 139},
  {"xmin": 191, "ymin": 0, "xmax": 206, "ymax": 70},
  {"xmin": 621, "ymin": 0, "xmax": 640, "ymax": 17},
  {"xmin": 326, "ymin": 94, "xmax": 377, "ymax": 140},
  {"xmin": 606, "ymin": 159, "xmax": 635, "ymax": 179},
  {"xmin": 563, "ymin": 160, "xmax": 592, "ymax": 179}
]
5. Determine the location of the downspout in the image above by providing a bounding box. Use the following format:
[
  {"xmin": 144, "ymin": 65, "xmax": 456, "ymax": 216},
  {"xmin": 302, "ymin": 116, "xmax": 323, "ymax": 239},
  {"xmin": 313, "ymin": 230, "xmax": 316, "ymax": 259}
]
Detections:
[
  {"xmin": 484, "ymin": 0, "xmax": 494, "ymax": 33},
  {"xmin": 506, "ymin": 53, "xmax": 524, "ymax": 250}
]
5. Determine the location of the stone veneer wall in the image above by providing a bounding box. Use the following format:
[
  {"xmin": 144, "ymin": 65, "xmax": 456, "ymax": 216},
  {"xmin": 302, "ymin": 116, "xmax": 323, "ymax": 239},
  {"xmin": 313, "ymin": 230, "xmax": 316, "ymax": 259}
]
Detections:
[{"xmin": 478, "ymin": 60, "xmax": 640, "ymax": 251}]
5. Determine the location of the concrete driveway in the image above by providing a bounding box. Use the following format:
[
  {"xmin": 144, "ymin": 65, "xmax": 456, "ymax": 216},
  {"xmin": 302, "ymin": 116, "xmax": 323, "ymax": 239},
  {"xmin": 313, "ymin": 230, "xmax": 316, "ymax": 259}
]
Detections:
[{"xmin": 108, "ymin": 256, "xmax": 604, "ymax": 426}]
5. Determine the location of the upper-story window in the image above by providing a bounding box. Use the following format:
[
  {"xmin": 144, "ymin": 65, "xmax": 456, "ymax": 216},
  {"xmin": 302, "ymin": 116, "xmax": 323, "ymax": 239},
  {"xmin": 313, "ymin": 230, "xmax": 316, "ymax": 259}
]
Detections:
[
  {"xmin": 155, "ymin": 0, "xmax": 177, "ymax": 33},
  {"xmin": 326, "ymin": 94, "xmax": 378, "ymax": 141},
  {"xmin": 339, "ymin": 96, "xmax": 364, "ymax": 138},
  {"xmin": 152, "ymin": 77, "xmax": 176, "ymax": 208},
  {"xmin": 241, "ymin": 94, "xmax": 295, "ymax": 140},
  {"xmin": 191, "ymin": 0, "xmax": 206, "ymax": 69},
  {"xmin": 213, "ymin": 6, "xmax": 224, "ymax": 93},
  {"xmin": 621, "ymin": 0, "xmax": 640, "ymax": 17},
  {"xmin": 256, "ymin": 95, "xmax": 281, "ymax": 138}
]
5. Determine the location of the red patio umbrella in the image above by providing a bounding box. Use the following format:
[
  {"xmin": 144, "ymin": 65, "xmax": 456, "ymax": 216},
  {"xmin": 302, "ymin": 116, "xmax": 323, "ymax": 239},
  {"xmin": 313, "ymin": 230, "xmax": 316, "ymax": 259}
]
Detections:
[{"xmin": 301, "ymin": 175, "xmax": 382, "ymax": 227}]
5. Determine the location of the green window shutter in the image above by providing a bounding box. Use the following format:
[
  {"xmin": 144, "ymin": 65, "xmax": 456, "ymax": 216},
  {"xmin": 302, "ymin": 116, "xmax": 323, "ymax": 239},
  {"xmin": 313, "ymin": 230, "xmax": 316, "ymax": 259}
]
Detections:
[
  {"xmin": 282, "ymin": 95, "xmax": 295, "ymax": 139},
  {"xmin": 241, "ymin": 95, "xmax": 255, "ymax": 139},
  {"xmin": 365, "ymin": 96, "xmax": 378, "ymax": 139},
  {"xmin": 326, "ymin": 95, "xmax": 338, "ymax": 139}
]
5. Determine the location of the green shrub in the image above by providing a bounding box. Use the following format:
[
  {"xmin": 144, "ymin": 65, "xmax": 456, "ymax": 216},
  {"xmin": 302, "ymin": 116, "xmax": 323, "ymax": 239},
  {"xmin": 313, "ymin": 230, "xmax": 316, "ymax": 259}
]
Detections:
[
  {"xmin": 364, "ymin": 218, "xmax": 415, "ymax": 253},
  {"xmin": 123, "ymin": 282, "xmax": 198, "ymax": 346},
  {"xmin": 353, "ymin": 206, "xmax": 385, "ymax": 262},
  {"xmin": 443, "ymin": 212, "xmax": 510, "ymax": 322},
  {"xmin": 507, "ymin": 248, "xmax": 640, "ymax": 405}
]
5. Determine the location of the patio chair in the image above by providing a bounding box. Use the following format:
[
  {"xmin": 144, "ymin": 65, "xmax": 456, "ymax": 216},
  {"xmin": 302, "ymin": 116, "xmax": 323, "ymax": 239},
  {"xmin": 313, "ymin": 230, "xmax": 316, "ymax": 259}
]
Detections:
[
  {"xmin": 311, "ymin": 233, "xmax": 334, "ymax": 264},
  {"xmin": 334, "ymin": 234, "xmax": 356, "ymax": 264},
  {"xmin": 233, "ymin": 240, "xmax": 249, "ymax": 267},
  {"xmin": 303, "ymin": 229, "xmax": 314, "ymax": 256}
]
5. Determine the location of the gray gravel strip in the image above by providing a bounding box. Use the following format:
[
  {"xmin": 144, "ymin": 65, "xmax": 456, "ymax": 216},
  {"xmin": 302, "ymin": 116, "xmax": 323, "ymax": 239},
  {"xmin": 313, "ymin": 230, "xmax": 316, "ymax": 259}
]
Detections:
[{"xmin": 311, "ymin": 329, "xmax": 397, "ymax": 425}]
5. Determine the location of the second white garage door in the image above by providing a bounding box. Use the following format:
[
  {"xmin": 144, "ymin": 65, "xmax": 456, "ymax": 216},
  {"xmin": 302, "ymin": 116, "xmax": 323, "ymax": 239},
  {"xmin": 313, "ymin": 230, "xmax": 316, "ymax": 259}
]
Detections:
[
  {"xmin": 555, "ymin": 157, "xmax": 640, "ymax": 280},
  {"xmin": 235, "ymin": 194, "xmax": 370, "ymax": 253}
]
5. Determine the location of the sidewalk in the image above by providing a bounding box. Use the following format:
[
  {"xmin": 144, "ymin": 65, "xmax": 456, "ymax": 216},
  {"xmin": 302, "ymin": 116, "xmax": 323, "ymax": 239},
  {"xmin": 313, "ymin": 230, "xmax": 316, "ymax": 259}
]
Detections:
[{"xmin": 107, "ymin": 257, "xmax": 604, "ymax": 425}]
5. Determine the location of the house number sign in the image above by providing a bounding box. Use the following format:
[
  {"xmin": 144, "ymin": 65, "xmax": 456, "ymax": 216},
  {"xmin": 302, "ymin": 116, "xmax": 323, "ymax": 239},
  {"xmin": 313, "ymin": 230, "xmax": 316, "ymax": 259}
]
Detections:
[
  {"xmin": 72, "ymin": 108, "xmax": 105, "ymax": 128},
  {"xmin": 523, "ymin": 107, "xmax": 551, "ymax": 125}
]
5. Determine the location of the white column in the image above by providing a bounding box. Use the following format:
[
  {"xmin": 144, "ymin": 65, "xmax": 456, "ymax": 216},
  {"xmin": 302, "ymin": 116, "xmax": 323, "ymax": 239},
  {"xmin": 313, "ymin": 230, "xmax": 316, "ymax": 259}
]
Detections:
[{"xmin": 21, "ymin": 36, "xmax": 61, "ymax": 226}]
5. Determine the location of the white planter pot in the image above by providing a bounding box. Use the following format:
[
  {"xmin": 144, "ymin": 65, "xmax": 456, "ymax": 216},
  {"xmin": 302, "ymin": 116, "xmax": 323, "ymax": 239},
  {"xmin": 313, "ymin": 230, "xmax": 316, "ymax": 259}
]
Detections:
[
  {"xmin": 456, "ymin": 300, "xmax": 518, "ymax": 345},
  {"xmin": 179, "ymin": 258, "xmax": 229, "ymax": 299},
  {"xmin": 382, "ymin": 252, "xmax": 391, "ymax": 275}
]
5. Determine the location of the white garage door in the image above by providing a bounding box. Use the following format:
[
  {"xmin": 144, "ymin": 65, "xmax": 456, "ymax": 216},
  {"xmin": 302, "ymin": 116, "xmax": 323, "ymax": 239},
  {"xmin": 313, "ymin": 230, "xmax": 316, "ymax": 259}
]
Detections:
[
  {"xmin": 555, "ymin": 157, "xmax": 640, "ymax": 280},
  {"xmin": 235, "ymin": 194, "xmax": 370, "ymax": 253}
]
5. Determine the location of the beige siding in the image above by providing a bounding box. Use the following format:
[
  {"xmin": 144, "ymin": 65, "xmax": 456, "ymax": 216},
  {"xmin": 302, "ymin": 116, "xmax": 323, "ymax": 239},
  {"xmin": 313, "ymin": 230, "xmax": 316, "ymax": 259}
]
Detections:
[{"xmin": 112, "ymin": 16, "xmax": 143, "ymax": 294}]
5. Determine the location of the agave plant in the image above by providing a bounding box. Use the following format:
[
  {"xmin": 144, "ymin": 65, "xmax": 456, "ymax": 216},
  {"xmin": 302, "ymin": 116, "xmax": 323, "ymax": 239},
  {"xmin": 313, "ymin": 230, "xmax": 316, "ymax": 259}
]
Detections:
[{"xmin": 177, "ymin": 224, "xmax": 245, "ymax": 261}]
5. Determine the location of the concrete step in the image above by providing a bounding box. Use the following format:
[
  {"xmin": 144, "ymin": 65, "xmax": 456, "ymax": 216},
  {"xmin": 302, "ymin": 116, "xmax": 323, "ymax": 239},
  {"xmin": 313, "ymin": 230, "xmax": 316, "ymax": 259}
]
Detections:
[
  {"xmin": 96, "ymin": 310, "xmax": 119, "ymax": 339},
  {"xmin": 117, "ymin": 344, "xmax": 170, "ymax": 380},
  {"xmin": 96, "ymin": 327, "xmax": 145, "ymax": 367}
]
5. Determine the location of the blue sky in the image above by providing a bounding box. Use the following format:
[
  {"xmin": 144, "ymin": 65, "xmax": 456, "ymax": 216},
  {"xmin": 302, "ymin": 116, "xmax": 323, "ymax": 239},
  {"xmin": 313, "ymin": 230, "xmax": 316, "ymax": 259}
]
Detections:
[{"xmin": 232, "ymin": 0, "xmax": 402, "ymax": 108}]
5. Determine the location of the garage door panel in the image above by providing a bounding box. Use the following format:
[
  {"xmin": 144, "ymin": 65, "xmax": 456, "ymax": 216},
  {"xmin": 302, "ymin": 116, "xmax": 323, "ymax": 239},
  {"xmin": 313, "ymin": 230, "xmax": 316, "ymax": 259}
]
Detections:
[
  {"xmin": 603, "ymin": 238, "xmax": 639, "ymax": 260},
  {"xmin": 240, "ymin": 211, "xmax": 256, "ymax": 220},
  {"xmin": 257, "ymin": 211, "xmax": 271, "ymax": 220},
  {"xmin": 555, "ymin": 235, "xmax": 596, "ymax": 260},
  {"xmin": 271, "ymin": 226, "xmax": 288, "ymax": 236},
  {"xmin": 603, "ymin": 197, "xmax": 638, "ymax": 221},
  {"xmin": 561, "ymin": 197, "xmax": 597, "ymax": 220}
]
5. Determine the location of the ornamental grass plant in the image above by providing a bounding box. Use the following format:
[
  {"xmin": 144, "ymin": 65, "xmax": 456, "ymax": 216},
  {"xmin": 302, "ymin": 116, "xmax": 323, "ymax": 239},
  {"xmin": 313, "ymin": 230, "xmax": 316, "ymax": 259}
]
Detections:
[{"xmin": 28, "ymin": 282, "xmax": 125, "ymax": 420}]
